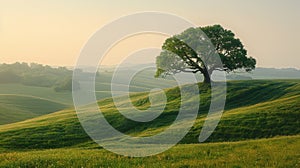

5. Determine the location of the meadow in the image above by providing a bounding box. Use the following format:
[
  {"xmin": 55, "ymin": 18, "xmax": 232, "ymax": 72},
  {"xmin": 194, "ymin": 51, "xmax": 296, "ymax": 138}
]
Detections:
[
  {"xmin": 0, "ymin": 135, "xmax": 299, "ymax": 168},
  {"xmin": 0, "ymin": 77, "xmax": 299, "ymax": 167},
  {"xmin": 0, "ymin": 68, "xmax": 178, "ymax": 125},
  {"xmin": 0, "ymin": 94, "xmax": 67, "ymax": 125}
]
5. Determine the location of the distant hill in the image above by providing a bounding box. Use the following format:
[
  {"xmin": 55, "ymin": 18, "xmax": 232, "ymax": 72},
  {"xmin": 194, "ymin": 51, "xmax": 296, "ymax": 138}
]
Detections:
[
  {"xmin": 0, "ymin": 80, "xmax": 299, "ymax": 150},
  {"xmin": 99, "ymin": 63, "xmax": 300, "ymax": 80},
  {"xmin": 1, "ymin": 63, "xmax": 299, "ymax": 126},
  {"xmin": 0, "ymin": 94, "xmax": 67, "ymax": 125},
  {"xmin": 0, "ymin": 63, "xmax": 179, "ymax": 125},
  {"xmin": 0, "ymin": 62, "xmax": 78, "ymax": 93},
  {"xmin": 228, "ymin": 68, "xmax": 300, "ymax": 80}
]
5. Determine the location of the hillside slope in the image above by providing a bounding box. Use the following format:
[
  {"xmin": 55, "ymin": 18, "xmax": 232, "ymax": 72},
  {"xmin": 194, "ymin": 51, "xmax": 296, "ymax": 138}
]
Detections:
[
  {"xmin": 0, "ymin": 94, "xmax": 68, "ymax": 125},
  {"xmin": 0, "ymin": 84, "xmax": 73, "ymax": 105},
  {"xmin": 0, "ymin": 80, "xmax": 299, "ymax": 150},
  {"xmin": 0, "ymin": 69, "xmax": 178, "ymax": 124},
  {"xmin": 0, "ymin": 135, "xmax": 299, "ymax": 167}
]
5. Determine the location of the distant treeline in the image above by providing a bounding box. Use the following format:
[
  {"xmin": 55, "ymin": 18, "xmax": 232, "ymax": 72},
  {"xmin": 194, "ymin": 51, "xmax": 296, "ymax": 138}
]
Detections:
[{"xmin": 0, "ymin": 62, "xmax": 76, "ymax": 92}]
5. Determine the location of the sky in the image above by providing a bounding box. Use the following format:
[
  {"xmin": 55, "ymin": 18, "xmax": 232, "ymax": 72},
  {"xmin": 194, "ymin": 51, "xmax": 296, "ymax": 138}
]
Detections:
[{"xmin": 0, "ymin": 0, "xmax": 299, "ymax": 68}]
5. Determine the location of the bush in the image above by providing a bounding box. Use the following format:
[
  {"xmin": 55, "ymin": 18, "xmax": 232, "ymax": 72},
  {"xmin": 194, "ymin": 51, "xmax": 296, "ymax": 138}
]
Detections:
[{"xmin": 54, "ymin": 78, "xmax": 80, "ymax": 92}]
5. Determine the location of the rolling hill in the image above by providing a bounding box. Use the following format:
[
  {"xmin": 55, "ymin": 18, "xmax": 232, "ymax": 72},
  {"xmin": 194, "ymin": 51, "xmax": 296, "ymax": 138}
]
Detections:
[
  {"xmin": 0, "ymin": 69, "xmax": 179, "ymax": 124},
  {"xmin": 0, "ymin": 94, "xmax": 68, "ymax": 125},
  {"xmin": 2, "ymin": 65, "xmax": 298, "ymax": 127},
  {"xmin": 0, "ymin": 79, "xmax": 299, "ymax": 167},
  {"xmin": 0, "ymin": 80, "xmax": 299, "ymax": 150}
]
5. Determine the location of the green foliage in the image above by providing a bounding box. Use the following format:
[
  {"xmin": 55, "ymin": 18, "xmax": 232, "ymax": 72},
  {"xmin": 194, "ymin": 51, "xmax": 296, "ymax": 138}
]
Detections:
[
  {"xmin": 201, "ymin": 25, "xmax": 256, "ymax": 72},
  {"xmin": 155, "ymin": 25, "xmax": 256, "ymax": 82},
  {"xmin": 0, "ymin": 62, "xmax": 72, "ymax": 88},
  {"xmin": 54, "ymin": 78, "xmax": 80, "ymax": 92}
]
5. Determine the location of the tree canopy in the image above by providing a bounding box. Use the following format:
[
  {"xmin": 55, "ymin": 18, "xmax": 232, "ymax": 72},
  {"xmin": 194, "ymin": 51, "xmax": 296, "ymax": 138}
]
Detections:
[{"xmin": 155, "ymin": 25, "xmax": 256, "ymax": 83}]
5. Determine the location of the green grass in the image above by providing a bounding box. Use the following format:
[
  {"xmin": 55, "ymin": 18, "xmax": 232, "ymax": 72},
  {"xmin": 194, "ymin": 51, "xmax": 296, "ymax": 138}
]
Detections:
[
  {"xmin": 94, "ymin": 69, "xmax": 179, "ymax": 100},
  {"xmin": 0, "ymin": 80, "xmax": 299, "ymax": 150},
  {"xmin": 1, "ymin": 66, "xmax": 299, "ymax": 166},
  {"xmin": 0, "ymin": 79, "xmax": 299, "ymax": 167},
  {"xmin": 0, "ymin": 135, "xmax": 299, "ymax": 168},
  {"xmin": 0, "ymin": 70, "xmax": 177, "ymax": 106},
  {"xmin": 0, "ymin": 94, "xmax": 68, "ymax": 125},
  {"xmin": 0, "ymin": 84, "xmax": 73, "ymax": 106},
  {"xmin": 183, "ymin": 93, "xmax": 300, "ymax": 143},
  {"xmin": 0, "ymin": 69, "xmax": 179, "ymax": 124}
]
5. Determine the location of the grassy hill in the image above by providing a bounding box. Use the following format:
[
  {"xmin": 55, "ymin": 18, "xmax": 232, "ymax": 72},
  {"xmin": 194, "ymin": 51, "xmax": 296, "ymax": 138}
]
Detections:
[
  {"xmin": 0, "ymin": 79, "xmax": 299, "ymax": 167},
  {"xmin": 0, "ymin": 135, "xmax": 299, "ymax": 167},
  {"xmin": 0, "ymin": 80, "xmax": 299, "ymax": 150},
  {"xmin": 0, "ymin": 69, "xmax": 179, "ymax": 124},
  {"xmin": 0, "ymin": 94, "xmax": 68, "ymax": 125},
  {"xmin": 0, "ymin": 84, "xmax": 73, "ymax": 125},
  {"xmin": 0, "ymin": 84, "xmax": 73, "ymax": 106},
  {"xmin": 0, "ymin": 69, "xmax": 177, "ymax": 105}
]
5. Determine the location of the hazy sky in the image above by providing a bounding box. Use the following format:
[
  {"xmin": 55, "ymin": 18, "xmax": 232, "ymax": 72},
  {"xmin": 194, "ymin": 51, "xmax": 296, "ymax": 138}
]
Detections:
[{"xmin": 0, "ymin": 0, "xmax": 299, "ymax": 68}]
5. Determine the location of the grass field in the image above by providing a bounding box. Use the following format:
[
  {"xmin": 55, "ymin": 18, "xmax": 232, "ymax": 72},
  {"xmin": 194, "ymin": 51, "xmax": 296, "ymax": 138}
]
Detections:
[
  {"xmin": 0, "ymin": 135, "xmax": 299, "ymax": 168},
  {"xmin": 0, "ymin": 69, "xmax": 179, "ymax": 124},
  {"xmin": 0, "ymin": 94, "xmax": 67, "ymax": 125},
  {"xmin": 0, "ymin": 80, "xmax": 299, "ymax": 149},
  {"xmin": 0, "ymin": 84, "xmax": 73, "ymax": 106},
  {"xmin": 0, "ymin": 80, "xmax": 299, "ymax": 167}
]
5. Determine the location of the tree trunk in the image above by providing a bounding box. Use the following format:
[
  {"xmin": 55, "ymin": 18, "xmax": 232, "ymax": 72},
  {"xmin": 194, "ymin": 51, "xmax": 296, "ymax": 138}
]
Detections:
[{"xmin": 203, "ymin": 69, "xmax": 211, "ymax": 83}]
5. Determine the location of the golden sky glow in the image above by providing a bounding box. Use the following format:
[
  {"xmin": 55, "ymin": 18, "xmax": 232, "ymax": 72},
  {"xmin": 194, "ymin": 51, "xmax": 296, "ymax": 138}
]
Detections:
[{"xmin": 0, "ymin": 0, "xmax": 299, "ymax": 68}]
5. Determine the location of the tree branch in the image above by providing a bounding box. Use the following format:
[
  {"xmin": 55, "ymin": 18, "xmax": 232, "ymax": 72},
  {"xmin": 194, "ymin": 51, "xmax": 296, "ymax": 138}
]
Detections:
[
  {"xmin": 181, "ymin": 53, "xmax": 204, "ymax": 73},
  {"xmin": 181, "ymin": 69, "xmax": 200, "ymax": 73}
]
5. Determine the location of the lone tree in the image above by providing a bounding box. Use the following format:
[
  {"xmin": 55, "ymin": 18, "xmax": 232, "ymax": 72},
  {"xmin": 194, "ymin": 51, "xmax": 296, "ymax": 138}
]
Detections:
[{"xmin": 155, "ymin": 25, "xmax": 256, "ymax": 83}]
